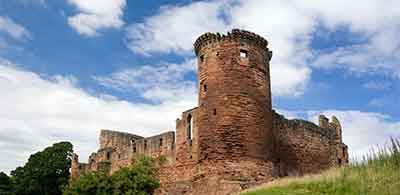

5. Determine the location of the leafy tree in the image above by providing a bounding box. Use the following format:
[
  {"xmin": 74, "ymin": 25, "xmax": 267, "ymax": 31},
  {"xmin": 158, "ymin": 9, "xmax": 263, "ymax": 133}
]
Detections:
[
  {"xmin": 62, "ymin": 172, "xmax": 113, "ymax": 195},
  {"xmin": 63, "ymin": 155, "xmax": 163, "ymax": 195},
  {"xmin": 0, "ymin": 172, "xmax": 12, "ymax": 195},
  {"xmin": 111, "ymin": 156, "xmax": 161, "ymax": 195},
  {"xmin": 11, "ymin": 142, "xmax": 73, "ymax": 195}
]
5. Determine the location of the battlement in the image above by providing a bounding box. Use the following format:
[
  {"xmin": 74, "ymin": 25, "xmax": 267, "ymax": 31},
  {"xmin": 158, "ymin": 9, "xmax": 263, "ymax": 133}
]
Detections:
[{"xmin": 194, "ymin": 29, "xmax": 270, "ymax": 56}]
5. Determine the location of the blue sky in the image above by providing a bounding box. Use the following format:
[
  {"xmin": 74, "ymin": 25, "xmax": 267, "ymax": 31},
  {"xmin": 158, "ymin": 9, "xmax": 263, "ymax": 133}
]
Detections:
[{"xmin": 0, "ymin": 0, "xmax": 399, "ymax": 173}]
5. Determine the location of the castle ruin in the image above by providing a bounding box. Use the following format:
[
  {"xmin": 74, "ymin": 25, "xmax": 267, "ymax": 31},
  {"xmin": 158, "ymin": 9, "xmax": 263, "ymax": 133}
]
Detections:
[{"xmin": 71, "ymin": 29, "xmax": 349, "ymax": 195}]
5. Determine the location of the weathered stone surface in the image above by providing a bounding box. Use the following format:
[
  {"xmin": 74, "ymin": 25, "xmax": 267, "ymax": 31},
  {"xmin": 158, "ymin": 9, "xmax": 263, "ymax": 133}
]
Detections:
[{"xmin": 71, "ymin": 29, "xmax": 348, "ymax": 195}]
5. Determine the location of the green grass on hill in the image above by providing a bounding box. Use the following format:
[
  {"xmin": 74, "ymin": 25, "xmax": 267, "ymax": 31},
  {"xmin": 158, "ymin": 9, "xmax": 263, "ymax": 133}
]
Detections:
[{"xmin": 242, "ymin": 138, "xmax": 400, "ymax": 195}]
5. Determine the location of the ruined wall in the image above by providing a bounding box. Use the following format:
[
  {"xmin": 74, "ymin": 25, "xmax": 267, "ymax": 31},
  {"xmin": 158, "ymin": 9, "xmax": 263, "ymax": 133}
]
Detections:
[
  {"xmin": 273, "ymin": 111, "xmax": 348, "ymax": 176},
  {"xmin": 175, "ymin": 108, "xmax": 199, "ymax": 164},
  {"xmin": 194, "ymin": 29, "xmax": 274, "ymax": 162},
  {"xmin": 72, "ymin": 130, "xmax": 176, "ymax": 177},
  {"xmin": 100, "ymin": 129, "xmax": 143, "ymax": 151},
  {"xmin": 71, "ymin": 153, "xmax": 88, "ymax": 179}
]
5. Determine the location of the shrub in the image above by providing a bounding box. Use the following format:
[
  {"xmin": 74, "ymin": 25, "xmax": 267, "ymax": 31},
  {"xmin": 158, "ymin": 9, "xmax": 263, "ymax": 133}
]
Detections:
[{"xmin": 63, "ymin": 155, "xmax": 163, "ymax": 195}]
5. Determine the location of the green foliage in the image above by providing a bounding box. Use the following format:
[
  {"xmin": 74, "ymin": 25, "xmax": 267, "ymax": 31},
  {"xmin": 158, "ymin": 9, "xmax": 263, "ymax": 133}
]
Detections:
[
  {"xmin": 63, "ymin": 155, "xmax": 162, "ymax": 195},
  {"xmin": 0, "ymin": 172, "xmax": 12, "ymax": 195},
  {"xmin": 242, "ymin": 138, "xmax": 400, "ymax": 195},
  {"xmin": 62, "ymin": 172, "xmax": 113, "ymax": 195},
  {"xmin": 10, "ymin": 142, "xmax": 73, "ymax": 195},
  {"xmin": 112, "ymin": 156, "xmax": 160, "ymax": 195}
]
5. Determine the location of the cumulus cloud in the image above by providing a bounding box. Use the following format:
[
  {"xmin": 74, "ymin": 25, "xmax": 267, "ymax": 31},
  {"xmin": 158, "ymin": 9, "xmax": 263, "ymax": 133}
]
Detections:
[
  {"xmin": 310, "ymin": 30, "xmax": 400, "ymax": 78},
  {"xmin": 0, "ymin": 16, "xmax": 30, "ymax": 40},
  {"xmin": 124, "ymin": 0, "xmax": 400, "ymax": 96},
  {"xmin": 94, "ymin": 59, "xmax": 197, "ymax": 103},
  {"xmin": 307, "ymin": 110, "xmax": 400, "ymax": 159},
  {"xmin": 67, "ymin": 0, "xmax": 126, "ymax": 36},
  {"xmin": 125, "ymin": 1, "xmax": 228, "ymax": 55},
  {"xmin": 0, "ymin": 58, "xmax": 196, "ymax": 173}
]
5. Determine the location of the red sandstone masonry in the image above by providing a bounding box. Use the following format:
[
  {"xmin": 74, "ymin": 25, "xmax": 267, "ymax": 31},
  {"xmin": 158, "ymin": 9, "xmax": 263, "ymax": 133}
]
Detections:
[
  {"xmin": 196, "ymin": 29, "xmax": 274, "ymax": 162},
  {"xmin": 71, "ymin": 29, "xmax": 348, "ymax": 195}
]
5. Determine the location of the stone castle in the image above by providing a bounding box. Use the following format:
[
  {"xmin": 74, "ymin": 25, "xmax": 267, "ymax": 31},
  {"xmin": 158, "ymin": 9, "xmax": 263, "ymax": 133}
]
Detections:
[{"xmin": 71, "ymin": 29, "xmax": 349, "ymax": 195}]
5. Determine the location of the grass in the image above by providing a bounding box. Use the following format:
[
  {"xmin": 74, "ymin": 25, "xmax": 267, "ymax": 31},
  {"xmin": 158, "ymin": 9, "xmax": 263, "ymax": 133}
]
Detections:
[{"xmin": 241, "ymin": 138, "xmax": 400, "ymax": 195}]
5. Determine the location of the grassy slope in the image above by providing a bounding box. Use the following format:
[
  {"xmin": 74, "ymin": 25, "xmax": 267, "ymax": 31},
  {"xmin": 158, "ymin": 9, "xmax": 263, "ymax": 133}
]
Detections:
[{"xmin": 242, "ymin": 139, "xmax": 400, "ymax": 195}]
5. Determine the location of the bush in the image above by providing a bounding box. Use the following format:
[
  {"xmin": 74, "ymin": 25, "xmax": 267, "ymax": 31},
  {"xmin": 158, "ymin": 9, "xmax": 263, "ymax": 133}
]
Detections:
[
  {"xmin": 63, "ymin": 172, "xmax": 113, "ymax": 195},
  {"xmin": 63, "ymin": 155, "xmax": 162, "ymax": 195}
]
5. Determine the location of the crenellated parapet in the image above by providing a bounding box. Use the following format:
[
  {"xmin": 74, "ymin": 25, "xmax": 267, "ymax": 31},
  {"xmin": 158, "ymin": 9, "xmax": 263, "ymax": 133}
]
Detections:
[{"xmin": 194, "ymin": 29, "xmax": 271, "ymax": 58}]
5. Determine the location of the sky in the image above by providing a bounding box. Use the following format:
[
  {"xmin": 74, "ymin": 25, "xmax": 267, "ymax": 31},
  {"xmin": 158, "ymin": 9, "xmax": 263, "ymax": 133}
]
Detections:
[{"xmin": 0, "ymin": 0, "xmax": 399, "ymax": 173}]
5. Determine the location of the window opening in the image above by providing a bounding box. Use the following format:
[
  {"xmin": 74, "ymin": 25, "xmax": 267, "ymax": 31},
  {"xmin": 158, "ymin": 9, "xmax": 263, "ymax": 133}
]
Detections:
[
  {"xmin": 240, "ymin": 49, "xmax": 248, "ymax": 58},
  {"xmin": 187, "ymin": 114, "xmax": 193, "ymax": 140},
  {"xmin": 106, "ymin": 152, "xmax": 111, "ymax": 160},
  {"xmin": 200, "ymin": 55, "xmax": 205, "ymax": 63}
]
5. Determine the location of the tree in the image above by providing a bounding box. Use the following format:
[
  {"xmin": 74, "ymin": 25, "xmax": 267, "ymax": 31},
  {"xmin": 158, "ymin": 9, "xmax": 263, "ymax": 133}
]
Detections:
[
  {"xmin": 111, "ymin": 156, "xmax": 161, "ymax": 195},
  {"xmin": 0, "ymin": 172, "xmax": 12, "ymax": 195},
  {"xmin": 62, "ymin": 172, "xmax": 113, "ymax": 195},
  {"xmin": 63, "ymin": 155, "xmax": 163, "ymax": 195},
  {"xmin": 11, "ymin": 142, "xmax": 73, "ymax": 195}
]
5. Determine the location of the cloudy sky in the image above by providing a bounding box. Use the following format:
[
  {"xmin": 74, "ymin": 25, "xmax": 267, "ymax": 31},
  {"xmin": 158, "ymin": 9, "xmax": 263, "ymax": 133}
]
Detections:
[{"xmin": 0, "ymin": 0, "xmax": 399, "ymax": 173}]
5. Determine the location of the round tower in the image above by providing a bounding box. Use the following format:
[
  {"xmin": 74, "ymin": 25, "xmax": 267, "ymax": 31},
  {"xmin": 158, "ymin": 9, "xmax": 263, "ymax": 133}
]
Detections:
[{"xmin": 194, "ymin": 29, "xmax": 274, "ymax": 162}]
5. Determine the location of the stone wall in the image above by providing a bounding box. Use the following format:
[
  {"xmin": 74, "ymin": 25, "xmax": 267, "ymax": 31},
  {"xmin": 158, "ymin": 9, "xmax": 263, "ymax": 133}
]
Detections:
[
  {"xmin": 157, "ymin": 159, "xmax": 274, "ymax": 195},
  {"xmin": 175, "ymin": 108, "xmax": 199, "ymax": 165},
  {"xmin": 72, "ymin": 130, "xmax": 176, "ymax": 177},
  {"xmin": 273, "ymin": 111, "xmax": 348, "ymax": 176},
  {"xmin": 99, "ymin": 129, "xmax": 143, "ymax": 151}
]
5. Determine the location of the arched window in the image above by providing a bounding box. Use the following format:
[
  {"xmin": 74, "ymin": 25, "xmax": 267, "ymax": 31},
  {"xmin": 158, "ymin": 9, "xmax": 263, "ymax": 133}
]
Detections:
[
  {"xmin": 187, "ymin": 114, "xmax": 193, "ymax": 140},
  {"xmin": 106, "ymin": 152, "xmax": 111, "ymax": 160}
]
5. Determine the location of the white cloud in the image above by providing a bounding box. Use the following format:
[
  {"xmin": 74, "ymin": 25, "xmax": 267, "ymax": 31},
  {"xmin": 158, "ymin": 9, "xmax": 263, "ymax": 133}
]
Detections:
[
  {"xmin": 67, "ymin": 0, "xmax": 126, "ymax": 36},
  {"xmin": 301, "ymin": 0, "xmax": 400, "ymax": 78},
  {"xmin": 310, "ymin": 31, "xmax": 400, "ymax": 78},
  {"xmin": 307, "ymin": 110, "xmax": 400, "ymax": 159},
  {"xmin": 94, "ymin": 59, "xmax": 197, "ymax": 103},
  {"xmin": 0, "ymin": 16, "xmax": 30, "ymax": 40},
  {"xmin": 124, "ymin": 0, "xmax": 400, "ymax": 96},
  {"xmin": 125, "ymin": 1, "xmax": 228, "ymax": 55},
  {"xmin": 0, "ymin": 58, "xmax": 196, "ymax": 173}
]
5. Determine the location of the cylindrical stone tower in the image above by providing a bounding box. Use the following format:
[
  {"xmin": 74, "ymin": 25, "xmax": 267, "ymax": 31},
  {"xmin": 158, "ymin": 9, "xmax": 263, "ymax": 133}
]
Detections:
[{"xmin": 194, "ymin": 29, "xmax": 274, "ymax": 162}]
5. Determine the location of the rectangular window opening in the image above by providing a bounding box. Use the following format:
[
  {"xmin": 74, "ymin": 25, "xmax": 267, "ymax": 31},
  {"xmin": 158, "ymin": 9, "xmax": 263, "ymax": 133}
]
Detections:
[{"xmin": 240, "ymin": 49, "xmax": 248, "ymax": 58}]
